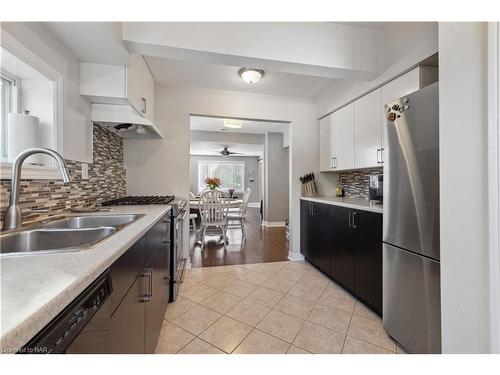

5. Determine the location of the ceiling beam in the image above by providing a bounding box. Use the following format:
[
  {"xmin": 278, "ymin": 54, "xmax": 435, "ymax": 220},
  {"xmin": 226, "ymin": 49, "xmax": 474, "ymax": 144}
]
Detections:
[{"xmin": 122, "ymin": 22, "xmax": 384, "ymax": 80}]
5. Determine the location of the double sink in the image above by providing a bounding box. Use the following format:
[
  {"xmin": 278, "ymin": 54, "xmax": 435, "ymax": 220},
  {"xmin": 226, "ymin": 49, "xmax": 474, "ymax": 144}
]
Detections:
[{"xmin": 0, "ymin": 214, "xmax": 144, "ymax": 257}]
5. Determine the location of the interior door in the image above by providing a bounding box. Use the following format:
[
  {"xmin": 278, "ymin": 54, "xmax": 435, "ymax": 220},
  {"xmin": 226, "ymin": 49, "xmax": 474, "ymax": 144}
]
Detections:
[
  {"xmin": 354, "ymin": 210, "xmax": 383, "ymax": 315},
  {"xmin": 145, "ymin": 244, "xmax": 170, "ymax": 353},
  {"xmin": 331, "ymin": 103, "xmax": 355, "ymax": 170},
  {"xmin": 330, "ymin": 206, "xmax": 355, "ymax": 292},
  {"xmin": 355, "ymin": 89, "xmax": 382, "ymax": 168}
]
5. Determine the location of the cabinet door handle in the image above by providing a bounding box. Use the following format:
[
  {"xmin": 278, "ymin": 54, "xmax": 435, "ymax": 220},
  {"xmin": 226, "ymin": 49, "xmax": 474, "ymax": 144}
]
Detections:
[
  {"xmin": 140, "ymin": 268, "xmax": 153, "ymax": 302},
  {"xmin": 348, "ymin": 211, "xmax": 351, "ymax": 228},
  {"xmin": 141, "ymin": 97, "xmax": 147, "ymax": 114},
  {"xmin": 331, "ymin": 157, "xmax": 337, "ymax": 169},
  {"xmin": 376, "ymin": 149, "xmax": 381, "ymax": 164},
  {"xmin": 380, "ymin": 148, "xmax": 384, "ymax": 164},
  {"xmin": 352, "ymin": 211, "xmax": 358, "ymax": 229}
]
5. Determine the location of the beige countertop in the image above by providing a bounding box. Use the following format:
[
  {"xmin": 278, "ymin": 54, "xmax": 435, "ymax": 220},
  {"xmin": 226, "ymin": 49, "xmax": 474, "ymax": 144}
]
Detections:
[
  {"xmin": 0, "ymin": 205, "xmax": 171, "ymax": 353},
  {"xmin": 300, "ymin": 196, "xmax": 383, "ymax": 213}
]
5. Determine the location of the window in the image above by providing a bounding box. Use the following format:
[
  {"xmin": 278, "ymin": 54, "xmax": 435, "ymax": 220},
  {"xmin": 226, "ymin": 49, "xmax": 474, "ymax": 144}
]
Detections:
[
  {"xmin": 198, "ymin": 160, "xmax": 245, "ymax": 193},
  {"xmin": 0, "ymin": 74, "xmax": 14, "ymax": 159}
]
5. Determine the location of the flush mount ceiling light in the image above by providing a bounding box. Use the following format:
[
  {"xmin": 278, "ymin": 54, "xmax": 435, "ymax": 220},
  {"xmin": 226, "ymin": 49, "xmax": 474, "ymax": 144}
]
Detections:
[
  {"xmin": 224, "ymin": 119, "xmax": 243, "ymax": 129},
  {"xmin": 238, "ymin": 68, "xmax": 264, "ymax": 84}
]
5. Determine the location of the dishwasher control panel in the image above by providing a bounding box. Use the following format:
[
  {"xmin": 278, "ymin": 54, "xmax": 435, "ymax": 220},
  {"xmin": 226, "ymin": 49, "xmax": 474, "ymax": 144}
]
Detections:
[{"xmin": 20, "ymin": 270, "xmax": 112, "ymax": 354}]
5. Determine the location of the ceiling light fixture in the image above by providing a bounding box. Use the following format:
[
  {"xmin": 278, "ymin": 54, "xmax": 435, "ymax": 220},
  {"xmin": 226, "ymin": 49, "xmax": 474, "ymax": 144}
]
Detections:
[
  {"xmin": 224, "ymin": 119, "xmax": 243, "ymax": 129},
  {"xmin": 238, "ymin": 68, "xmax": 264, "ymax": 84}
]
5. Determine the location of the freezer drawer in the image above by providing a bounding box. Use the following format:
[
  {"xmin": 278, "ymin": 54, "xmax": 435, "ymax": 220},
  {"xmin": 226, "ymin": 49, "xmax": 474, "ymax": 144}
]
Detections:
[{"xmin": 383, "ymin": 243, "xmax": 441, "ymax": 353}]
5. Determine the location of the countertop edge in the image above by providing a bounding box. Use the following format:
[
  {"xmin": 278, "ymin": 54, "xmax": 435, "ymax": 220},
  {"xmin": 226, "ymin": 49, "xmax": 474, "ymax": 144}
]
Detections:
[
  {"xmin": 300, "ymin": 197, "xmax": 383, "ymax": 213},
  {"xmin": 0, "ymin": 205, "xmax": 172, "ymax": 352}
]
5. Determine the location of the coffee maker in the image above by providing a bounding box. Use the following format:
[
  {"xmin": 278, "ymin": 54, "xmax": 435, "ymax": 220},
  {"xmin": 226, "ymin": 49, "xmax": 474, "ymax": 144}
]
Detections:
[{"xmin": 369, "ymin": 175, "xmax": 383, "ymax": 202}]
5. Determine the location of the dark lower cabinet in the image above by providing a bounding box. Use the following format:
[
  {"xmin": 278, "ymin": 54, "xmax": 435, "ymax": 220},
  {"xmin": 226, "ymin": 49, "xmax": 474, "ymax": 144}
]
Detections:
[
  {"xmin": 330, "ymin": 206, "xmax": 355, "ymax": 293},
  {"xmin": 353, "ymin": 210, "xmax": 383, "ymax": 315},
  {"xmin": 110, "ymin": 274, "xmax": 147, "ymax": 354},
  {"xmin": 300, "ymin": 200, "xmax": 313, "ymax": 261},
  {"xmin": 300, "ymin": 201, "xmax": 331, "ymax": 275},
  {"xmin": 145, "ymin": 243, "xmax": 170, "ymax": 353},
  {"xmin": 110, "ymin": 236, "xmax": 146, "ymax": 312},
  {"xmin": 313, "ymin": 203, "xmax": 332, "ymax": 276},
  {"xmin": 301, "ymin": 200, "xmax": 383, "ymax": 316}
]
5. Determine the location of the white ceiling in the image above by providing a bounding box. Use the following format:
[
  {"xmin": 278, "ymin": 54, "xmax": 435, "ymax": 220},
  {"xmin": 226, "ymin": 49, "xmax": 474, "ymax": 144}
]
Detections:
[
  {"xmin": 190, "ymin": 115, "xmax": 289, "ymax": 134},
  {"xmin": 145, "ymin": 56, "xmax": 337, "ymax": 98},
  {"xmin": 190, "ymin": 141, "xmax": 264, "ymax": 157}
]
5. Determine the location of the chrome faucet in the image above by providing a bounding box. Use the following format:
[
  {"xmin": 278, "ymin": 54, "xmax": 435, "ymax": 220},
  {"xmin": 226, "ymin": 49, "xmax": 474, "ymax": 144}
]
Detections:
[{"xmin": 3, "ymin": 148, "xmax": 72, "ymax": 230}]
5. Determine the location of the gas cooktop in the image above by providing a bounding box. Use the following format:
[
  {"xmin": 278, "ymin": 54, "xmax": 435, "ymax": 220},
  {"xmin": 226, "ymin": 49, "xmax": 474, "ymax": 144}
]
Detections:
[{"xmin": 101, "ymin": 196, "xmax": 175, "ymax": 206}]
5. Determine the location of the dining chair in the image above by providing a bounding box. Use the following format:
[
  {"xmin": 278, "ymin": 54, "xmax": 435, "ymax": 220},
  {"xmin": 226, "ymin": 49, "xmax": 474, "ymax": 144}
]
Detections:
[
  {"xmin": 226, "ymin": 188, "xmax": 251, "ymax": 241},
  {"xmin": 189, "ymin": 191, "xmax": 196, "ymax": 199},
  {"xmin": 199, "ymin": 189, "xmax": 229, "ymax": 250}
]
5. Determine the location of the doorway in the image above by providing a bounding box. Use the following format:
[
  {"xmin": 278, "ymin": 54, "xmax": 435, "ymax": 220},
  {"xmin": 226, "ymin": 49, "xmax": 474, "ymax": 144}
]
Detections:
[{"xmin": 188, "ymin": 115, "xmax": 290, "ymax": 267}]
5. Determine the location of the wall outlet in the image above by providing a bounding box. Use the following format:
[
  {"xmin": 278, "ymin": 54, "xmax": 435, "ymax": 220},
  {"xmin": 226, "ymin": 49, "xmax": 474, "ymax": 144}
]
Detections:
[{"xmin": 81, "ymin": 163, "xmax": 89, "ymax": 180}]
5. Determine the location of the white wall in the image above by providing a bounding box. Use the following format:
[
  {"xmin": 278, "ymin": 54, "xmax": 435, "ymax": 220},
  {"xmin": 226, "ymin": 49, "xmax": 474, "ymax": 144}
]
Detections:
[
  {"xmin": 1, "ymin": 22, "xmax": 92, "ymax": 163},
  {"xmin": 125, "ymin": 84, "xmax": 316, "ymax": 259},
  {"xmin": 439, "ymin": 22, "xmax": 492, "ymax": 354},
  {"xmin": 265, "ymin": 132, "xmax": 289, "ymax": 223}
]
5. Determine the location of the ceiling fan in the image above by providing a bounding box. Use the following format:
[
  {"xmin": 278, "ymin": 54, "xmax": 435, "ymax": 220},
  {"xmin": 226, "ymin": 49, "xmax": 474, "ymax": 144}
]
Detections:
[{"xmin": 217, "ymin": 146, "xmax": 243, "ymax": 157}]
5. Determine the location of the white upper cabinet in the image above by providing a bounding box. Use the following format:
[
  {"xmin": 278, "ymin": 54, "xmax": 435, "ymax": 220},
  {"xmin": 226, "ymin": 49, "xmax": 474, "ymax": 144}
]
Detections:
[
  {"xmin": 126, "ymin": 54, "xmax": 154, "ymax": 122},
  {"xmin": 331, "ymin": 103, "xmax": 355, "ymax": 171},
  {"xmin": 318, "ymin": 116, "xmax": 332, "ymax": 172},
  {"xmin": 354, "ymin": 88, "xmax": 382, "ymax": 169},
  {"xmin": 80, "ymin": 53, "xmax": 155, "ymax": 122},
  {"xmin": 317, "ymin": 65, "xmax": 438, "ymax": 173}
]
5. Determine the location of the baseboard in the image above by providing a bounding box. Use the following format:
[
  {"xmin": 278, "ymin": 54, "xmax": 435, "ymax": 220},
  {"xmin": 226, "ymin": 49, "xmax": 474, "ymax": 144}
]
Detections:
[
  {"xmin": 261, "ymin": 220, "xmax": 285, "ymax": 227},
  {"xmin": 288, "ymin": 251, "xmax": 305, "ymax": 261},
  {"xmin": 247, "ymin": 202, "xmax": 260, "ymax": 208}
]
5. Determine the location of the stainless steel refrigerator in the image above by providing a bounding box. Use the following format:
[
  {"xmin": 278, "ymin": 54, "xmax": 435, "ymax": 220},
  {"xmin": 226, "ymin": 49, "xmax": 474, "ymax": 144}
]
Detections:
[{"xmin": 383, "ymin": 82, "xmax": 441, "ymax": 354}]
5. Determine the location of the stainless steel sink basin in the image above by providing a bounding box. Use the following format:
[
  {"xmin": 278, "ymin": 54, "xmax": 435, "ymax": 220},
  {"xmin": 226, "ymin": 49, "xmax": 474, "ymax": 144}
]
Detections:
[
  {"xmin": 0, "ymin": 227, "xmax": 116, "ymax": 256},
  {"xmin": 40, "ymin": 214, "xmax": 144, "ymax": 229}
]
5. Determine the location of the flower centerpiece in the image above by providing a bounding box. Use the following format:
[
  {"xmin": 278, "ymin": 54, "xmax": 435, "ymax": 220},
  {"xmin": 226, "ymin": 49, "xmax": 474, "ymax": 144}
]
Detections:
[{"xmin": 205, "ymin": 177, "xmax": 221, "ymax": 190}]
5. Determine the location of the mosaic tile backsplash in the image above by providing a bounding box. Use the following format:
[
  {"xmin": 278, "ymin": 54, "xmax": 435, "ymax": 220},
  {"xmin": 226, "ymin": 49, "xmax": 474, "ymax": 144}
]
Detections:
[
  {"xmin": 338, "ymin": 167, "xmax": 383, "ymax": 199},
  {"xmin": 0, "ymin": 125, "xmax": 126, "ymax": 227}
]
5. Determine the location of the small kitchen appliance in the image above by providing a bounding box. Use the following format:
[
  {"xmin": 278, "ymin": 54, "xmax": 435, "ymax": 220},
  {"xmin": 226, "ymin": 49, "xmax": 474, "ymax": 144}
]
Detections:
[{"xmin": 369, "ymin": 175, "xmax": 383, "ymax": 202}]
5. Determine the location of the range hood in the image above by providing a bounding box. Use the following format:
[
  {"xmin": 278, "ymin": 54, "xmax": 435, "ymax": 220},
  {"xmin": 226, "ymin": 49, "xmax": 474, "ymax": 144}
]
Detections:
[{"xmin": 91, "ymin": 103, "xmax": 163, "ymax": 139}]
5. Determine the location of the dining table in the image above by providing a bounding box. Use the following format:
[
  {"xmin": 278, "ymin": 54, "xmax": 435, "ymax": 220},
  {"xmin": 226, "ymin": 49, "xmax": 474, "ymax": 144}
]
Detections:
[{"xmin": 189, "ymin": 199, "xmax": 243, "ymax": 210}]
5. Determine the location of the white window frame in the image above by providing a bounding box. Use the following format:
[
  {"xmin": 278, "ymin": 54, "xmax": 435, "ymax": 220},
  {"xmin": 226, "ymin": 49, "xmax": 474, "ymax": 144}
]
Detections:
[
  {"xmin": 0, "ymin": 29, "xmax": 64, "ymax": 180},
  {"xmin": 197, "ymin": 160, "xmax": 245, "ymax": 194}
]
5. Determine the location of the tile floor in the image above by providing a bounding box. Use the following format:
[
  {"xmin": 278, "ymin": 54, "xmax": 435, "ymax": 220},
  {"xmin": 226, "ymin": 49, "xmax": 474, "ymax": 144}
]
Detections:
[{"xmin": 155, "ymin": 260, "xmax": 408, "ymax": 354}]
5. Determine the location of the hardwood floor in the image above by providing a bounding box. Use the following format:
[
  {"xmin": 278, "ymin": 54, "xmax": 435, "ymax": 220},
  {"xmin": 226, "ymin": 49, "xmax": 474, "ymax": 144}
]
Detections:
[{"xmin": 189, "ymin": 207, "xmax": 289, "ymax": 268}]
